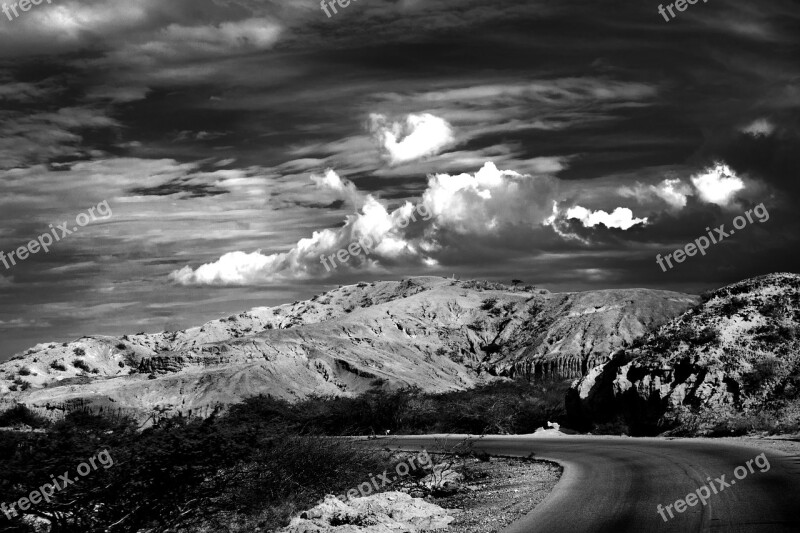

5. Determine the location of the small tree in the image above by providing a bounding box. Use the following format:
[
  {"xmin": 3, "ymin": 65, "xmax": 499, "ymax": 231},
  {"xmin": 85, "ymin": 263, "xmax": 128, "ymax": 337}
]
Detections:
[{"xmin": 511, "ymin": 279, "xmax": 522, "ymax": 291}]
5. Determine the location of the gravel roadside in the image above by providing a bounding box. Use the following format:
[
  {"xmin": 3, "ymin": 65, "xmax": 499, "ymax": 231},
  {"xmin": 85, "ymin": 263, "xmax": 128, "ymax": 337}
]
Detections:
[{"xmin": 426, "ymin": 457, "xmax": 562, "ymax": 533}]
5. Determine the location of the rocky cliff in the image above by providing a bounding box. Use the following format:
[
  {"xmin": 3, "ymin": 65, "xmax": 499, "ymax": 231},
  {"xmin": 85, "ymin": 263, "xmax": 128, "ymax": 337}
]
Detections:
[
  {"xmin": 568, "ymin": 273, "xmax": 800, "ymax": 435},
  {"xmin": 0, "ymin": 276, "xmax": 696, "ymax": 421}
]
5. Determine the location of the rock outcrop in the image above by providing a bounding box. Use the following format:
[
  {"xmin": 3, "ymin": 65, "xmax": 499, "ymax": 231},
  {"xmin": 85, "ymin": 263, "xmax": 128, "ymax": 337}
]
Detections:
[
  {"xmin": 280, "ymin": 492, "xmax": 456, "ymax": 533},
  {"xmin": 568, "ymin": 273, "xmax": 800, "ymax": 435}
]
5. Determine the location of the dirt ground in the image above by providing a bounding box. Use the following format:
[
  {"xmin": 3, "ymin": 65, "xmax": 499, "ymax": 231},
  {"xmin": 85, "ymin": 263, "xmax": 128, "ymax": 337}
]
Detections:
[{"xmin": 425, "ymin": 458, "xmax": 562, "ymax": 533}]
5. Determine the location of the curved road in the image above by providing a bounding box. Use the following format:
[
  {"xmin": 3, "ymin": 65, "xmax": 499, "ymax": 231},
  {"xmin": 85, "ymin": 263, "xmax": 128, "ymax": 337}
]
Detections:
[{"xmin": 377, "ymin": 435, "xmax": 800, "ymax": 532}]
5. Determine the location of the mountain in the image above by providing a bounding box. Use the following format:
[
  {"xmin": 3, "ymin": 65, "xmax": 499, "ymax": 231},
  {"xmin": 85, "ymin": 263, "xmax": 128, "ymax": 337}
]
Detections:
[
  {"xmin": 0, "ymin": 276, "xmax": 696, "ymax": 421},
  {"xmin": 568, "ymin": 273, "xmax": 800, "ymax": 435}
]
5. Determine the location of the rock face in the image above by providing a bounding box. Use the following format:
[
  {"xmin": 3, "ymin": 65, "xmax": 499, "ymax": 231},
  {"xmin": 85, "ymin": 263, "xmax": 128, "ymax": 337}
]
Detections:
[
  {"xmin": 568, "ymin": 273, "xmax": 800, "ymax": 435},
  {"xmin": 0, "ymin": 276, "xmax": 696, "ymax": 421}
]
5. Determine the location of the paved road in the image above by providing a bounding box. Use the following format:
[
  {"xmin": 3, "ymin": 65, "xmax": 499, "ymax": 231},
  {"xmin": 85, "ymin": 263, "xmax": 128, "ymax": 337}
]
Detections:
[{"xmin": 377, "ymin": 435, "xmax": 800, "ymax": 533}]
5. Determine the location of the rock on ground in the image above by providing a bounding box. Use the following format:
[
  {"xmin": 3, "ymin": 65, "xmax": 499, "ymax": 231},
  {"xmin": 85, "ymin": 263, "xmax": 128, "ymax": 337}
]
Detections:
[{"xmin": 280, "ymin": 492, "xmax": 455, "ymax": 533}]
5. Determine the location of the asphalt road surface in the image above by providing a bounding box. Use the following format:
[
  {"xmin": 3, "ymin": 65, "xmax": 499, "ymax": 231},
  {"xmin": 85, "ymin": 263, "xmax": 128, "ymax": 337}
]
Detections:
[{"xmin": 378, "ymin": 435, "xmax": 800, "ymax": 533}]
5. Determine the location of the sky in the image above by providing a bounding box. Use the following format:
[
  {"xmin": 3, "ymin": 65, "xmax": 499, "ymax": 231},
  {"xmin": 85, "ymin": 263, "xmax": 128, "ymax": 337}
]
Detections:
[{"xmin": 0, "ymin": 0, "xmax": 799, "ymax": 359}]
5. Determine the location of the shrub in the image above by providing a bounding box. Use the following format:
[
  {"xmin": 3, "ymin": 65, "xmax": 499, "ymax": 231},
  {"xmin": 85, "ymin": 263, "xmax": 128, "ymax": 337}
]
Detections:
[
  {"xmin": 72, "ymin": 359, "xmax": 92, "ymax": 373},
  {"xmin": 73, "ymin": 347, "xmax": 86, "ymax": 356},
  {"xmin": 116, "ymin": 343, "xmax": 127, "ymax": 350},
  {"xmin": 720, "ymin": 297, "xmax": 748, "ymax": 318},
  {"xmin": 0, "ymin": 404, "xmax": 50, "ymax": 428},
  {"xmin": 752, "ymin": 324, "xmax": 791, "ymax": 344},
  {"xmin": 693, "ymin": 328, "xmax": 718, "ymax": 346},
  {"xmin": 592, "ymin": 416, "xmax": 631, "ymax": 436},
  {"xmin": 0, "ymin": 397, "xmax": 406, "ymax": 532},
  {"xmin": 50, "ymin": 361, "xmax": 67, "ymax": 371},
  {"xmin": 17, "ymin": 367, "xmax": 31, "ymax": 376},
  {"xmin": 743, "ymin": 355, "xmax": 783, "ymax": 393},
  {"xmin": 759, "ymin": 300, "xmax": 782, "ymax": 319},
  {"xmin": 480, "ymin": 298, "xmax": 497, "ymax": 311}
]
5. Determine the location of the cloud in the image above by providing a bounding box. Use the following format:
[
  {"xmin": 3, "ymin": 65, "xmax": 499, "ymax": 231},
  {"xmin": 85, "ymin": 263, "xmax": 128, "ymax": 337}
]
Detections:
[
  {"xmin": 620, "ymin": 177, "xmax": 694, "ymax": 210},
  {"xmin": 0, "ymin": 82, "xmax": 51, "ymax": 102},
  {"xmin": 310, "ymin": 168, "xmax": 365, "ymax": 207},
  {"xmin": 690, "ymin": 163, "xmax": 746, "ymax": 207},
  {"xmin": 565, "ymin": 205, "xmax": 648, "ymax": 230},
  {"xmin": 170, "ymin": 161, "xmax": 560, "ymax": 285},
  {"xmin": 139, "ymin": 18, "xmax": 282, "ymax": 60},
  {"xmin": 87, "ymin": 85, "xmax": 151, "ymax": 103},
  {"xmin": 169, "ymin": 194, "xmax": 400, "ymax": 286},
  {"xmin": 408, "ymin": 79, "xmax": 657, "ymax": 105},
  {"xmin": 0, "ymin": 318, "xmax": 49, "ymax": 329},
  {"xmin": 649, "ymin": 178, "xmax": 693, "ymax": 210},
  {"xmin": 741, "ymin": 118, "xmax": 776, "ymax": 137},
  {"xmin": 421, "ymin": 161, "xmax": 557, "ymax": 233},
  {"xmin": 0, "ymin": 107, "xmax": 120, "ymax": 169},
  {"xmin": 370, "ymin": 113, "xmax": 455, "ymax": 165},
  {"xmin": 0, "ymin": 0, "xmax": 162, "ymax": 59}
]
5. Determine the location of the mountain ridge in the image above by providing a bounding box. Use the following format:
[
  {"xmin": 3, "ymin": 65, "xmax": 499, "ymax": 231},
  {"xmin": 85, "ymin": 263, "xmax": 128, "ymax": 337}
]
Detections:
[{"xmin": 0, "ymin": 276, "xmax": 697, "ymax": 421}]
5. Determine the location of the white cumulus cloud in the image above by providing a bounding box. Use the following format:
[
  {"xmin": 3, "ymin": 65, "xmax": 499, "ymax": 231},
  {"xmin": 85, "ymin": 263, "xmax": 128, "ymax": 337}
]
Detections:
[
  {"xmin": 169, "ymin": 161, "xmax": 560, "ymax": 285},
  {"xmin": 422, "ymin": 161, "xmax": 557, "ymax": 233},
  {"xmin": 651, "ymin": 178, "xmax": 693, "ymax": 209},
  {"xmin": 310, "ymin": 168, "xmax": 365, "ymax": 207},
  {"xmin": 565, "ymin": 206, "xmax": 648, "ymax": 230},
  {"xmin": 370, "ymin": 113, "xmax": 455, "ymax": 165},
  {"xmin": 690, "ymin": 163, "xmax": 745, "ymax": 207}
]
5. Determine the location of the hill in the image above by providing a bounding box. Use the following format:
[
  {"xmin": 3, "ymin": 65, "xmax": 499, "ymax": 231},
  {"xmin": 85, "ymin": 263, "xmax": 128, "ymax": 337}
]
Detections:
[
  {"xmin": 0, "ymin": 276, "xmax": 696, "ymax": 421},
  {"xmin": 568, "ymin": 273, "xmax": 800, "ymax": 435}
]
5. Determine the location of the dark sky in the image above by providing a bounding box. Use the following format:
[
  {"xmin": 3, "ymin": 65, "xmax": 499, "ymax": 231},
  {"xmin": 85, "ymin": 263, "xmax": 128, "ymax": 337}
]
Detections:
[{"xmin": 1, "ymin": 0, "xmax": 799, "ymax": 359}]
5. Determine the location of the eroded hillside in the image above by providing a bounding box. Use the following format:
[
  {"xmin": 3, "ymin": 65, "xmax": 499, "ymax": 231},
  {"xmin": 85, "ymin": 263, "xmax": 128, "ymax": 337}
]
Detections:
[
  {"xmin": 568, "ymin": 272, "xmax": 800, "ymax": 435},
  {"xmin": 0, "ymin": 276, "xmax": 696, "ymax": 420}
]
